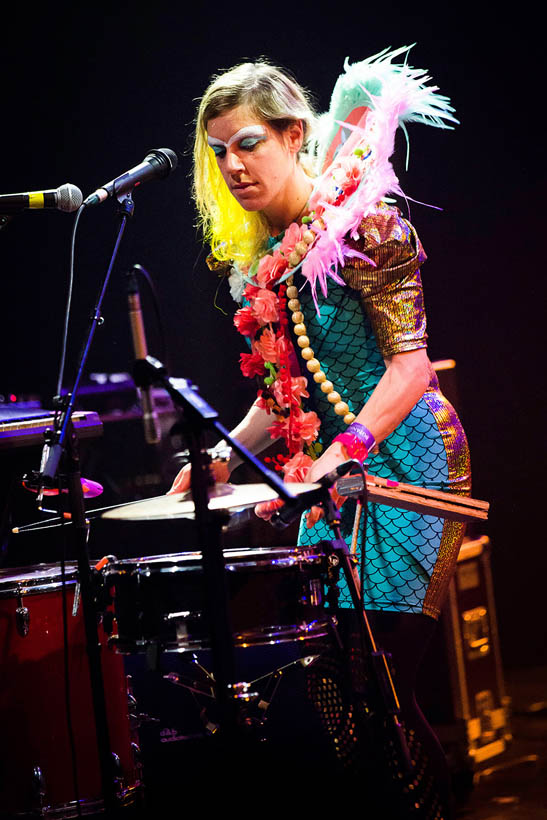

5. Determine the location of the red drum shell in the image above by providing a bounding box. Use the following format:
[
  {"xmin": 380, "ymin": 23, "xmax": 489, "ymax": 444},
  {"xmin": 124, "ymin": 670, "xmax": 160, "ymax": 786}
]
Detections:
[{"xmin": 0, "ymin": 563, "xmax": 140, "ymax": 817}]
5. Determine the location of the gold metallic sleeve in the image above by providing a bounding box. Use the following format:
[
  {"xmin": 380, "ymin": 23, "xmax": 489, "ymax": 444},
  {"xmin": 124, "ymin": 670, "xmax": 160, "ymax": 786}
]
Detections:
[{"xmin": 341, "ymin": 205, "xmax": 429, "ymax": 357}]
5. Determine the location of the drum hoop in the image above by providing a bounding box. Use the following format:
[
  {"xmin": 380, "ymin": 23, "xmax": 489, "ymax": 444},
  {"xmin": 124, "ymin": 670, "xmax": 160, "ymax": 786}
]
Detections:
[
  {"xmin": 104, "ymin": 546, "xmax": 325, "ymax": 577},
  {"xmin": 0, "ymin": 566, "xmax": 81, "ymax": 597}
]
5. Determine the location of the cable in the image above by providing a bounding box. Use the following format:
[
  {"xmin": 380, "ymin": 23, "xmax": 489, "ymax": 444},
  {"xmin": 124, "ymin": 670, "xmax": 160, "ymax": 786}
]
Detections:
[
  {"xmin": 348, "ymin": 462, "xmax": 369, "ymax": 604},
  {"xmin": 56, "ymin": 204, "xmax": 85, "ymax": 397},
  {"xmin": 131, "ymin": 263, "xmax": 170, "ymax": 372}
]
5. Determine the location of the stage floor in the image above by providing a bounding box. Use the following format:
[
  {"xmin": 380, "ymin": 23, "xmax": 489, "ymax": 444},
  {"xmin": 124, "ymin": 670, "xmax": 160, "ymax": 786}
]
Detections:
[{"xmin": 456, "ymin": 664, "xmax": 547, "ymax": 820}]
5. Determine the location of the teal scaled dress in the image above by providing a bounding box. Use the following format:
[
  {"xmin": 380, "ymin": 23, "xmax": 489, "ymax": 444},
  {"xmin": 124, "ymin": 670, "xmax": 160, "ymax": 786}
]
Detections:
[{"xmin": 294, "ymin": 203, "xmax": 471, "ymax": 621}]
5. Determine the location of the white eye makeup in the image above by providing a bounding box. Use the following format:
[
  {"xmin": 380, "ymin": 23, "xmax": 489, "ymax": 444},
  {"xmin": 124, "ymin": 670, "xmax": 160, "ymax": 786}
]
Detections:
[{"xmin": 207, "ymin": 125, "xmax": 267, "ymax": 157}]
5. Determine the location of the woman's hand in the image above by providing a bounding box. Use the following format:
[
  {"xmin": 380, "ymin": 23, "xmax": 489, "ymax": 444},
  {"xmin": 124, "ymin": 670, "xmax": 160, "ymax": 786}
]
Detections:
[
  {"xmin": 167, "ymin": 459, "xmax": 230, "ymax": 495},
  {"xmin": 167, "ymin": 400, "xmax": 273, "ymax": 496},
  {"xmin": 255, "ymin": 441, "xmax": 350, "ymax": 525}
]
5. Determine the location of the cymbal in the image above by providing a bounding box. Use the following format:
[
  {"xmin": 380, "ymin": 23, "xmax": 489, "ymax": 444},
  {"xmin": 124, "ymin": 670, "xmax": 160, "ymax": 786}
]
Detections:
[{"xmin": 101, "ymin": 482, "xmax": 319, "ymax": 522}]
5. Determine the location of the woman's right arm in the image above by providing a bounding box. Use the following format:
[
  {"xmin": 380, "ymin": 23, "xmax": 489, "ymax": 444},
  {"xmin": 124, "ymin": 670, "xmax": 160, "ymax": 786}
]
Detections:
[{"xmin": 167, "ymin": 400, "xmax": 273, "ymax": 494}]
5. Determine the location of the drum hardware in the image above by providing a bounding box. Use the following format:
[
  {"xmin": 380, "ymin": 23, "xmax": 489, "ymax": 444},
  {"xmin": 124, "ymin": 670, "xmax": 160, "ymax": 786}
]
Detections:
[
  {"xmin": 71, "ymin": 581, "xmax": 82, "ymax": 617},
  {"xmin": 15, "ymin": 588, "xmax": 30, "ymax": 636},
  {"xmin": 125, "ymin": 674, "xmax": 159, "ymax": 734},
  {"xmin": 303, "ymin": 577, "xmax": 323, "ymax": 608},
  {"xmin": 31, "ymin": 765, "xmax": 46, "ymax": 810},
  {"xmin": 228, "ymin": 681, "xmax": 259, "ymax": 702},
  {"xmin": 164, "ymin": 670, "xmax": 216, "ymax": 700},
  {"xmin": 161, "ymin": 653, "xmax": 322, "ymax": 743},
  {"xmin": 164, "ymin": 609, "xmax": 193, "ymax": 620}
]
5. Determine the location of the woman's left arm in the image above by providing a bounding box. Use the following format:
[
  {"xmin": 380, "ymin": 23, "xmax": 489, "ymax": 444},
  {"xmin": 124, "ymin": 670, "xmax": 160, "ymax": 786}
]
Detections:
[
  {"xmin": 350, "ymin": 347, "xmax": 432, "ymax": 445},
  {"xmin": 305, "ymin": 348, "xmax": 431, "ymax": 517}
]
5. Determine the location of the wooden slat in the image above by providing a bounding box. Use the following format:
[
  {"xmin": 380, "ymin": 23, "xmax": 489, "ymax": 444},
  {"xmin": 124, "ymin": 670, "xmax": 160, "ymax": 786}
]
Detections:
[{"xmin": 336, "ymin": 474, "xmax": 489, "ymax": 523}]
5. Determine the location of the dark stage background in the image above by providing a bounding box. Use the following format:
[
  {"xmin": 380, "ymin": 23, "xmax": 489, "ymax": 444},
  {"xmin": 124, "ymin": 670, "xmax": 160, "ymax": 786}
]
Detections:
[{"xmin": 1, "ymin": 4, "xmax": 544, "ymax": 669}]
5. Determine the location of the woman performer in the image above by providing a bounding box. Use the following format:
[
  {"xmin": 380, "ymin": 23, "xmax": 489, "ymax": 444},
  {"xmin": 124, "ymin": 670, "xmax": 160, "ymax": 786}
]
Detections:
[{"xmin": 171, "ymin": 48, "xmax": 470, "ymax": 817}]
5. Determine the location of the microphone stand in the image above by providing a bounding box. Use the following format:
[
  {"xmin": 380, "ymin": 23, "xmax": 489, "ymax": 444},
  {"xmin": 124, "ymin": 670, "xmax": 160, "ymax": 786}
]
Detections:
[
  {"xmin": 134, "ymin": 356, "xmax": 411, "ymax": 772},
  {"xmin": 34, "ymin": 193, "xmax": 136, "ymax": 814},
  {"xmin": 132, "ymin": 356, "xmax": 296, "ymax": 744},
  {"xmin": 317, "ymin": 483, "xmax": 413, "ymax": 774}
]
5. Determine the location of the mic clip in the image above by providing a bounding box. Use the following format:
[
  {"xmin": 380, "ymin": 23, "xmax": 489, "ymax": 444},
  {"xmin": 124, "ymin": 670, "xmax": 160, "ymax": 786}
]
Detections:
[
  {"xmin": 270, "ymin": 459, "xmax": 360, "ymax": 531},
  {"xmin": 117, "ymin": 192, "xmax": 135, "ymax": 217}
]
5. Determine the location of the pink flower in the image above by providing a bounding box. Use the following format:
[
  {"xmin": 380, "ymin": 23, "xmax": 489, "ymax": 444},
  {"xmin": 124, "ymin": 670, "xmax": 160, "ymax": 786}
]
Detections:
[
  {"xmin": 332, "ymin": 155, "xmax": 363, "ymax": 190},
  {"xmin": 282, "ymin": 451, "xmax": 314, "ymax": 483},
  {"xmin": 272, "ymin": 376, "xmax": 309, "ymax": 409},
  {"xmin": 233, "ymin": 306, "xmax": 260, "ymax": 337},
  {"xmin": 267, "ymin": 407, "xmax": 320, "ymax": 451},
  {"xmin": 256, "ymin": 251, "xmax": 285, "ymax": 289},
  {"xmin": 250, "ymin": 288, "xmax": 279, "ymax": 325},
  {"xmin": 296, "ymin": 408, "xmax": 322, "ymax": 444},
  {"xmin": 280, "ymin": 222, "xmax": 304, "ymax": 257},
  {"xmin": 239, "ymin": 351, "xmax": 265, "ymax": 378},
  {"xmin": 254, "ymin": 327, "xmax": 279, "ymax": 363}
]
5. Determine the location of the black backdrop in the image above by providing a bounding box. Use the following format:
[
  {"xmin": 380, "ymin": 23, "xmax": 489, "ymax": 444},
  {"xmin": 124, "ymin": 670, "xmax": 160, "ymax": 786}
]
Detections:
[{"xmin": 2, "ymin": 3, "xmax": 544, "ymax": 667}]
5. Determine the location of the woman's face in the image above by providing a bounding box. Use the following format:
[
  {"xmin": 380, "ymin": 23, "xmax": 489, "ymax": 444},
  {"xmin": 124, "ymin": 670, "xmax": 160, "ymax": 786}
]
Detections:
[{"xmin": 206, "ymin": 105, "xmax": 303, "ymax": 216}]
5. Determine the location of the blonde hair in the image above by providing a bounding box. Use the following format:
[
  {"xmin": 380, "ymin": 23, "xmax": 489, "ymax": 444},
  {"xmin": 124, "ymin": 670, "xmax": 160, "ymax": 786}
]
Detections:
[{"xmin": 193, "ymin": 60, "xmax": 317, "ymax": 267}]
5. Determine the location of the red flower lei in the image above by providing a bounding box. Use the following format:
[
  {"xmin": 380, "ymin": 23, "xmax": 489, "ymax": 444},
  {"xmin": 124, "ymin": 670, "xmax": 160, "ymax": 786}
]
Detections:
[
  {"xmin": 231, "ymin": 149, "xmax": 373, "ymax": 477},
  {"xmin": 232, "ymin": 219, "xmax": 324, "ymax": 476}
]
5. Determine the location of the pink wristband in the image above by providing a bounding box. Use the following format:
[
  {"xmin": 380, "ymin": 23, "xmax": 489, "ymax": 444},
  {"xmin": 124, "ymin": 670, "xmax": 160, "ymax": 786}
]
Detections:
[{"xmin": 333, "ymin": 423, "xmax": 376, "ymax": 463}]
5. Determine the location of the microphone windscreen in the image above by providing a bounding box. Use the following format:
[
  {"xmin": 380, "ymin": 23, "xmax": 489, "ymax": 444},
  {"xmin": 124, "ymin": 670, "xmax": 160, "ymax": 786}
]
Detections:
[
  {"xmin": 57, "ymin": 183, "xmax": 83, "ymax": 212},
  {"xmin": 146, "ymin": 148, "xmax": 178, "ymax": 177}
]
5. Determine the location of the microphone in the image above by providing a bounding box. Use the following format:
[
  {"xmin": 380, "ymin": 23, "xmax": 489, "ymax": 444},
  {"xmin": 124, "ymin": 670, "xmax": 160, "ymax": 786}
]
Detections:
[
  {"xmin": 127, "ymin": 266, "xmax": 161, "ymax": 445},
  {"xmin": 0, "ymin": 183, "xmax": 83, "ymax": 213},
  {"xmin": 84, "ymin": 148, "xmax": 178, "ymax": 206},
  {"xmin": 270, "ymin": 460, "xmax": 359, "ymax": 530}
]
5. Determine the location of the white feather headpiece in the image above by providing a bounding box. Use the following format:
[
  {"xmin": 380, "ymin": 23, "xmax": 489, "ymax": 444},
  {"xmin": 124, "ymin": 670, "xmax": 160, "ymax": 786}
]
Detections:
[{"xmin": 298, "ymin": 45, "xmax": 458, "ymax": 310}]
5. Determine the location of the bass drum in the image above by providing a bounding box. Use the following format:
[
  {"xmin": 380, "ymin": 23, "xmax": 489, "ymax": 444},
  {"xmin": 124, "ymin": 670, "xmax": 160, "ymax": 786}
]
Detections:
[
  {"xmin": 0, "ymin": 563, "xmax": 141, "ymax": 818},
  {"xmin": 104, "ymin": 546, "xmax": 331, "ymax": 653}
]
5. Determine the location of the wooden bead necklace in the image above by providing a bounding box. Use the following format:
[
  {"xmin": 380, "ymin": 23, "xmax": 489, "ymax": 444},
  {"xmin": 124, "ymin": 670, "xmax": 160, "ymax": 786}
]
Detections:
[{"xmin": 285, "ymin": 273, "xmax": 356, "ymax": 427}]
